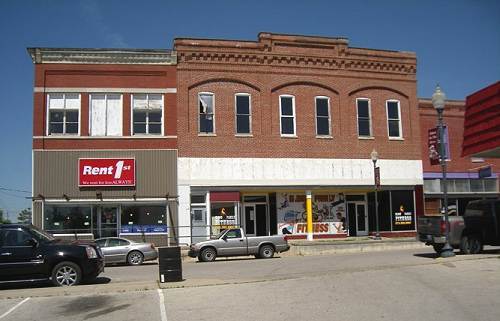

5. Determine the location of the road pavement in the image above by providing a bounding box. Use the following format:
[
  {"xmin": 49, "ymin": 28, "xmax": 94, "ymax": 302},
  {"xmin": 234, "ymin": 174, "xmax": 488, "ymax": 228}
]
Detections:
[{"xmin": 0, "ymin": 248, "xmax": 499, "ymax": 321}]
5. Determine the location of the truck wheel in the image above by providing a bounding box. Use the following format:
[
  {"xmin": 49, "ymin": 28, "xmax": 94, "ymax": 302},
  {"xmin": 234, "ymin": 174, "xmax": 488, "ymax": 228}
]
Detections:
[
  {"xmin": 461, "ymin": 235, "xmax": 483, "ymax": 254},
  {"xmin": 199, "ymin": 247, "xmax": 216, "ymax": 262},
  {"xmin": 259, "ymin": 245, "xmax": 275, "ymax": 259},
  {"xmin": 432, "ymin": 244, "xmax": 444, "ymax": 254},
  {"xmin": 51, "ymin": 261, "xmax": 82, "ymax": 286}
]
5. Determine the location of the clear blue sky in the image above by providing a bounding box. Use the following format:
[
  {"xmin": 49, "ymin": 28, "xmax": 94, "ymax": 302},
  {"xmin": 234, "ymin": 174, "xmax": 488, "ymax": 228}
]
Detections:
[{"xmin": 0, "ymin": 0, "xmax": 499, "ymax": 221}]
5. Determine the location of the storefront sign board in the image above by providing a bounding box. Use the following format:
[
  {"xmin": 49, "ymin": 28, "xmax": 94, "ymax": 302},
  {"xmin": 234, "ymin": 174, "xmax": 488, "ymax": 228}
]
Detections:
[{"xmin": 79, "ymin": 158, "xmax": 136, "ymax": 187}]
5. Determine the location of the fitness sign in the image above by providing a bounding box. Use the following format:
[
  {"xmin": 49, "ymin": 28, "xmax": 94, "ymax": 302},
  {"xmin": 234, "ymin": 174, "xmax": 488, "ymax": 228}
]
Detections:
[{"xmin": 79, "ymin": 158, "xmax": 135, "ymax": 187}]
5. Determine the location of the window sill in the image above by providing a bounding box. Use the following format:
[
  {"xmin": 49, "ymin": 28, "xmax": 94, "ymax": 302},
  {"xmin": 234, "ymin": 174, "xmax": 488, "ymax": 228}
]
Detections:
[
  {"xmin": 316, "ymin": 135, "xmax": 333, "ymax": 139},
  {"xmin": 235, "ymin": 134, "xmax": 253, "ymax": 137},
  {"xmin": 34, "ymin": 136, "xmax": 178, "ymax": 139},
  {"xmin": 389, "ymin": 137, "xmax": 405, "ymax": 141},
  {"xmin": 358, "ymin": 136, "xmax": 374, "ymax": 140},
  {"xmin": 198, "ymin": 133, "xmax": 217, "ymax": 137},
  {"xmin": 281, "ymin": 135, "xmax": 298, "ymax": 139}
]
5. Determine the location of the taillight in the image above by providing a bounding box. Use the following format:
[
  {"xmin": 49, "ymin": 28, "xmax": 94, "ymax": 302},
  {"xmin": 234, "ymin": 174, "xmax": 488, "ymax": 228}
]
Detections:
[{"xmin": 440, "ymin": 221, "xmax": 448, "ymax": 235}]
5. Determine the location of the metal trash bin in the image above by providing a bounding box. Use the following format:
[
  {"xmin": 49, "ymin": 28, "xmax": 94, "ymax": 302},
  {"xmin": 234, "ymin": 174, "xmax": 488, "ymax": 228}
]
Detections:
[{"xmin": 158, "ymin": 246, "xmax": 183, "ymax": 282}]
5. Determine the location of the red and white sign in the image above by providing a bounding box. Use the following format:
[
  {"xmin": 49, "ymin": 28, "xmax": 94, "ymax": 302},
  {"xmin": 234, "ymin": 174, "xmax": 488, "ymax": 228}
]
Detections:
[
  {"xmin": 428, "ymin": 127, "xmax": 440, "ymax": 165},
  {"xmin": 79, "ymin": 158, "xmax": 135, "ymax": 187}
]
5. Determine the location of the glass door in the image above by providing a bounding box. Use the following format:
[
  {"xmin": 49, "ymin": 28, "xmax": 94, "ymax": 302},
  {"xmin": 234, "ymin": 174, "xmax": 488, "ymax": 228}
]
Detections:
[
  {"xmin": 244, "ymin": 205, "xmax": 256, "ymax": 236},
  {"xmin": 98, "ymin": 206, "xmax": 119, "ymax": 238},
  {"xmin": 356, "ymin": 203, "xmax": 368, "ymax": 236},
  {"xmin": 191, "ymin": 207, "xmax": 208, "ymax": 243}
]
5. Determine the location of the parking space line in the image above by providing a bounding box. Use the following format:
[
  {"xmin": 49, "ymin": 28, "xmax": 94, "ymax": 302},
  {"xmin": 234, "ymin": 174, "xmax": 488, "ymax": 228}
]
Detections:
[
  {"xmin": 157, "ymin": 289, "xmax": 167, "ymax": 321},
  {"xmin": 0, "ymin": 297, "xmax": 30, "ymax": 320}
]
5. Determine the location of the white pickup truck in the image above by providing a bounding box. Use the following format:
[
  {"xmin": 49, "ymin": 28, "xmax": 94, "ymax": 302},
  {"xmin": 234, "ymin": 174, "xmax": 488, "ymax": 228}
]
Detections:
[{"xmin": 188, "ymin": 228, "xmax": 290, "ymax": 262}]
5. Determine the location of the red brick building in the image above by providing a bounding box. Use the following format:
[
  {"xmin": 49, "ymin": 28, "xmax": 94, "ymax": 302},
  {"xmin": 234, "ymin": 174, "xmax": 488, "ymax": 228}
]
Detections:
[
  {"xmin": 419, "ymin": 98, "xmax": 499, "ymax": 216},
  {"xmin": 174, "ymin": 33, "xmax": 423, "ymax": 243},
  {"xmin": 29, "ymin": 48, "xmax": 178, "ymax": 245}
]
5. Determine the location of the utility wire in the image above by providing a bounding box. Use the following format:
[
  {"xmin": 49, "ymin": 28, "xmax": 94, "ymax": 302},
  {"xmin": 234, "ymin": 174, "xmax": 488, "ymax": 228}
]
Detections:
[{"xmin": 0, "ymin": 187, "xmax": 31, "ymax": 194}]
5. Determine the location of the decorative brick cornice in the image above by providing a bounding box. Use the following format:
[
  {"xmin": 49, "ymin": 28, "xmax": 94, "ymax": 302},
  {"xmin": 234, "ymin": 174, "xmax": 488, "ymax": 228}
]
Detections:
[
  {"xmin": 175, "ymin": 33, "xmax": 416, "ymax": 75},
  {"xmin": 27, "ymin": 48, "xmax": 176, "ymax": 65}
]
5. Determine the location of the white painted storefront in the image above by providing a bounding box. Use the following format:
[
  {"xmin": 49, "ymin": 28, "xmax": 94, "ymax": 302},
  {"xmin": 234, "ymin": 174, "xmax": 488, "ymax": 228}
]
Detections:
[{"xmin": 177, "ymin": 157, "xmax": 423, "ymax": 245}]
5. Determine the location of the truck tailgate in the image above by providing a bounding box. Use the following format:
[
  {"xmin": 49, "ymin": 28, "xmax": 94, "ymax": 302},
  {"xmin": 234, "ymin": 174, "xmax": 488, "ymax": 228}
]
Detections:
[{"xmin": 417, "ymin": 216, "xmax": 442, "ymax": 236}]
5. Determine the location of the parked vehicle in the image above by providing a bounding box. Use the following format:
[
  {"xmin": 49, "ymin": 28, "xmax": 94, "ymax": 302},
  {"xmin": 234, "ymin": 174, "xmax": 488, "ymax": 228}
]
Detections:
[
  {"xmin": 188, "ymin": 228, "xmax": 290, "ymax": 262},
  {"xmin": 95, "ymin": 237, "xmax": 157, "ymax": 265},
  {"xmin": 417, "ymin": 199, "xmax": 500, "ymax": 254},
  {"xmin": 0, "ymin": 224, "xmax": 104, "ymax": 286}
]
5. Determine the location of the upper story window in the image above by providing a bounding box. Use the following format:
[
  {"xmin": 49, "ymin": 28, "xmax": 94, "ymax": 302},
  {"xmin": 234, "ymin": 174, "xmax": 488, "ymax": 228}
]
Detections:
[
  {"xmin": 235, "ymin": 94, "xmax": 251, "ymax": 135},
  {"xmin": 279, "ymin": 95, "xmax": 296, "ymax": 136},
  {"xmin": 199, "ymin": 93, "xmax": 214, "ymax": 134},
  {"xmin": 90, "ymin": 94, "xmax": 122, "ymax": 136},
  {"xmin": 386, "ymin": 100, "xmax": 402, "ymax": 138},
  {"xmin": 356, "ymin": 98, "xmax": 372, "ymax": 137},
  {"xmin": 47, "ymin": 93, "xmax": 80, "ymax": 135},
  {"xmin": 132, "ymin": 94, "xmax": 163, "ymax": 135},
  {"xmin": 315, "ymin": 96, "xmax": 331, "ymax": 136}
]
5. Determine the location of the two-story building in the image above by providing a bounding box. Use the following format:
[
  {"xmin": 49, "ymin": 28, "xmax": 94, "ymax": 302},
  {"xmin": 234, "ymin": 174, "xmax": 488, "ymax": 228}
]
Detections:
[
  {"xmin": 174, "ymin": 33, "xmax": 424, "ymax": 243},
  {"xmin": 29, "ymin": 48, "xmax": 178, "ymax": 245}
]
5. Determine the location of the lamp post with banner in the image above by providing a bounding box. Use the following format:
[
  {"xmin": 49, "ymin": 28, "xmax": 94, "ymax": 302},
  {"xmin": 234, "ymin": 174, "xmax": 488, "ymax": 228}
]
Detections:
[
  {"xmin": 431, "ymin": 85, "xmax": 455, "ymax": 258},
  {"xmin": 371, "ymin": 149, "xmax": 381, "ymax": 240}
]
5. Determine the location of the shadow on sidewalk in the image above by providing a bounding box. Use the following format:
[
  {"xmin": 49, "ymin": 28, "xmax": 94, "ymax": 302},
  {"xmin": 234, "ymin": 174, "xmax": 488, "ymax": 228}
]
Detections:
[
  {"xmin": 0, "ymin": 277, "xmax": 111, "ymax": 291},
  {"xmin": 413, "ymin": 248, "xmax": 500, "ymax": 259}
]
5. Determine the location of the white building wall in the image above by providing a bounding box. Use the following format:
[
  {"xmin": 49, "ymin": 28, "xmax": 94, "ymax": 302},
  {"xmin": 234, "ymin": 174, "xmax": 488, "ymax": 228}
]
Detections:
[
  {"xmin": 178, "ymin": 157, "xmax": 423, "ymax": 186},
  {"xmin": 177, "ymin": 184, "xmax": 191, "ymax": 245}
]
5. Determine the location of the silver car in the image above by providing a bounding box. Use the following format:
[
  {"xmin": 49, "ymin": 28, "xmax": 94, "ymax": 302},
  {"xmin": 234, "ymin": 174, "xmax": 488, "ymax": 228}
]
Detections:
[{"xmin": 95, "ymin": 237, "xmax": 158, "ymax": 265}]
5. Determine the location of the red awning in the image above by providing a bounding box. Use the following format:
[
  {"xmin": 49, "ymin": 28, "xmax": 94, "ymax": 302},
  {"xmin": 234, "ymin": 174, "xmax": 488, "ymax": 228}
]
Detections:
[{"xmin": 210, "ymin": 191, "xmax": 240, "ymax": 202}]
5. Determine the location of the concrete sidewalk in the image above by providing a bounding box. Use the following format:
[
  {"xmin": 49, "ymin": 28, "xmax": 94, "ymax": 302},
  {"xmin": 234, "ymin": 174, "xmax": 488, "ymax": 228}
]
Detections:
[{"xmin": 180, "ymin": 237, "xmax": 426, "ymax": 260}]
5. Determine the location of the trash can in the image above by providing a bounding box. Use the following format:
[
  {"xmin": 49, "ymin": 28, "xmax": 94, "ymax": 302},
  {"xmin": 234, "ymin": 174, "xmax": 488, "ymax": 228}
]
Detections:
[{"xmin": 158, "ymin": 246, "xmax": 183, "ymax": 282}]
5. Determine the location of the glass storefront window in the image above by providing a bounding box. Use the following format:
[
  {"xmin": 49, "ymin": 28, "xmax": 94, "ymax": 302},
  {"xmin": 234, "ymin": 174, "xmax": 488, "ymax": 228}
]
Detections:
[
  {"xmin": 391, "ymin": 191, "xmax": 415, "ymax": 231},
  {"xmin": 121, "ymin": 205, "xmax": 167, "ymax": 233},
  {"xmin": 210, "ymin": 203, "xmax": 237, "ymax": 236},
  {"xmin": 44, "ymin": 205, "xmax": 92, "ymax": 233}
]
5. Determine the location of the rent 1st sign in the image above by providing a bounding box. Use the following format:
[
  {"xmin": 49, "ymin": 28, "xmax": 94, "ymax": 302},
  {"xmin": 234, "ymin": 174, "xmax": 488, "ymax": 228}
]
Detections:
[{"xmin": 79, "ymin": 158, "xmax": 135, "ymax": 187}]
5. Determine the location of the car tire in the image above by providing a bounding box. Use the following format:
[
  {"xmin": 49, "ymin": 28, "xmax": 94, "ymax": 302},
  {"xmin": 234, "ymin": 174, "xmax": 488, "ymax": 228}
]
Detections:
[
  {"xmin": 432, "ymin": 244, "xmax": 444, "ymax": 254},
  {"xmin": 259, "ymin": 245, "xmax": 275, "ymax": 259},
  {"xmin": 199, "ymin": 247, "xmax": 216, "ymax": 262},
  {"xmin": 51, "ymin": 261, "xmax": 82, "ymax": 287},
  {"xmin": 127, "ymin": 251, "xmax": 144, "ymax": 265},
  {"xmin": 460, "ymin": 235, "xmax": 483, "ymax": 254}
]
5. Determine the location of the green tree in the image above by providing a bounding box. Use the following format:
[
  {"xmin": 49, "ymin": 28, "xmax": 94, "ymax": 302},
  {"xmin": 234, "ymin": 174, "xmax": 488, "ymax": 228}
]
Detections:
[
  {"xmin": 0, "ymin": 209, "xmax": 11, "ymax": 224},
  {"xmin": 17, "ymin": 208, "xmax": 32, "ymax": 225}
]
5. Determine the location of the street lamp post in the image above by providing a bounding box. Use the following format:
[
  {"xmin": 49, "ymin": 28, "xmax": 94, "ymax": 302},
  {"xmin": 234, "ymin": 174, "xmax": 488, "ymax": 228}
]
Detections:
[
  {"xmin": 371, "ymin": 149, "xmax": 381, "ymax": 240},
  {"xmin": 431, "ymin": 85, "xmax": 455, "ymax": 258}
]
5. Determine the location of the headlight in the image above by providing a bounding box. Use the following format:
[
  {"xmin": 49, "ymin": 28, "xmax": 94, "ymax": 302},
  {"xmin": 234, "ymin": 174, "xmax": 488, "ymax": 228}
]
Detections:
[{"xmin": 85, "ymin": 246, "xmax": 98, "ymax": 259}]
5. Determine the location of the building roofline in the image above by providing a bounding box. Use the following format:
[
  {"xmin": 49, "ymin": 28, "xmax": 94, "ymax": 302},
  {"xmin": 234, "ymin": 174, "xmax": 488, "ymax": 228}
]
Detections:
[{"xmin": 27, "ymin": 47, "xmax": 177, "ymax": 65}]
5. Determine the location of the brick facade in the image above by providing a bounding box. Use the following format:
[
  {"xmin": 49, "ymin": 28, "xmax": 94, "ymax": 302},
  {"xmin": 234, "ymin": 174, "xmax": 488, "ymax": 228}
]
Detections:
[
  {"xmin": 175, "ymin": 33, "xmax": 420, "ymax": 161},
  {"xmin": 31, "ymin": 59, "xmax": 177, "ymax": 150}
]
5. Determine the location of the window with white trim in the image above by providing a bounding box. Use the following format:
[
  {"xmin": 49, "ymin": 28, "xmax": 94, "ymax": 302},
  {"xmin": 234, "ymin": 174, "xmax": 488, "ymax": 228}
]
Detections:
[
  {"xmin": 235, "ymin": 94, "xmax": 251, "ymax": 134},
  {"xmin": 90, "ymin": 94, "xmax": 123, "ymax": 136},
  {"xmin": 47, "ymin": 93, "xmax": 80, "ymax": 135},
  {"xmin": 356, "ymin": 98, "xmax": 371, "ymax": 137},
  {"xmin": 132, "ymin": 94, "xmax": 163, "ymax": 135},
  {"xmin": 386, "ymin": 100, "xmax": 402, "ymax": 138},
  {"xmin": 199, "ymin": 93, "xmax": 214, "ymax": 133},
  {"xmin": 315, "ymin": 96, "xmax": 331, "ymax": 136},
  {"xmin": 280, "ymin": 95, "xmax": 296, "ymax": 136}
]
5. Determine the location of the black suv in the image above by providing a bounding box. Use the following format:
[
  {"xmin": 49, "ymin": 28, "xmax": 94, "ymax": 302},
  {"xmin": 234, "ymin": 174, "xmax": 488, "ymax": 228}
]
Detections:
[{"xmin": 0, "ymin": 224, "xmax": 104, "ymax": 286}]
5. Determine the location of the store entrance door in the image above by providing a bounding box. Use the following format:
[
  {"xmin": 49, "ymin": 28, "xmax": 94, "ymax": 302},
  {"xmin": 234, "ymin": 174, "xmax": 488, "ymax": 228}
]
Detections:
[
  {"xmin": 191, "ymin": 207, "xmax": 208, "ymax": 243},
  {"xmin": 97, "ymin": 206, "xmax": 119, "ymax": 238},
  {"xmin": 244, "ymin": 204, "xmax": 268, "ymax": 236},
  {"xmin": 347, "ymin": 202, "xmax": 368, "ymax": 236}
]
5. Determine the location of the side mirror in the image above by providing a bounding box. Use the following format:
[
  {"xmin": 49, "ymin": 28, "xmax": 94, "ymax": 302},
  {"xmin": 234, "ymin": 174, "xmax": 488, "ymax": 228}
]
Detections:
[{"xmin": 27, "ymin": 238, "xmax": 38, "ymax": 248}]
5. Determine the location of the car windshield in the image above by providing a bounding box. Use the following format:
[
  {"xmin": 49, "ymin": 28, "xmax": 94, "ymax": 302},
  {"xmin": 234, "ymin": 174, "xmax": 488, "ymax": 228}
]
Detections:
[{"xmin": 30, "ymin": 225, "xmax": 55, "ymax": 242}]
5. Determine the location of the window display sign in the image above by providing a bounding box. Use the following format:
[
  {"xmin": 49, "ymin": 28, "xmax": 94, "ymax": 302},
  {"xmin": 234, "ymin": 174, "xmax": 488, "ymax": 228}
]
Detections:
[
  {"xmin": 211, "ymin": 203, "xmax": 237, "ymax": 235},
  {"xmin": 391, "ymin": 190, "xmax": 415, "ymax": 230},
  {"xmin": 277, "ymin": 193, "xmax": 346, "ymax": 235},
  {"xmin": 120, "ymin": 224, "xmax": 167, "ymax": 233},
  {"xmin": 79, "ymin": 158, "xmax": 135, "ymax": 187}
]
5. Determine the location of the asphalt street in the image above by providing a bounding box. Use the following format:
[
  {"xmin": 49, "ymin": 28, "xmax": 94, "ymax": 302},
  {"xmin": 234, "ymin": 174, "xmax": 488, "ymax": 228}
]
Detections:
[{"xmin": 0, "ymin": 248, "xmax": 499, "ymax": 321}]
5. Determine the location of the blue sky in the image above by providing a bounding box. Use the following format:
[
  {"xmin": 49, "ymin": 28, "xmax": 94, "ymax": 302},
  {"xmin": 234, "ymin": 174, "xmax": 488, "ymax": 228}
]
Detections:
[{"xmin": 0, "ymin": 0, "xmax": 499, "ymax": 221}]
